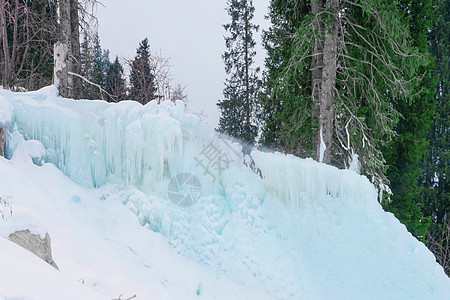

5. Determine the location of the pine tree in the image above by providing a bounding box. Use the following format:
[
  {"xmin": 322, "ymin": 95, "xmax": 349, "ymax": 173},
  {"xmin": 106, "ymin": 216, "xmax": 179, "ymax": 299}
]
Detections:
[
  {"xmin": 80, "ymin": 34, "xmax": 93, "ymax": 99},
  {"xmin": 91, "ymin": 33, "xmax": 110, "ymax": 100},
  {"xmin": 129, "ymin": 38, "xmax": 156, "ymax": 105},
  {"xmin": 423, "ymin": 0, "xmax": 450, "ymax": 271},
  {"xmin": 382, "ymin": 0, "xmax": 436, "ymax": 241},
  {"xmin": 260, "ymin": 0, "xmax": 310, "ymax": 154},
  {"xmin": 105, "ymin": 56, "xmax": 126, "ymax": 102},
  {"xmin": 217, "ymin": 0, "xmax": 260, "ymax": 147},
  {"xmin": 261, "ymin": 0, "xmax": 428, "ymax": 193}
]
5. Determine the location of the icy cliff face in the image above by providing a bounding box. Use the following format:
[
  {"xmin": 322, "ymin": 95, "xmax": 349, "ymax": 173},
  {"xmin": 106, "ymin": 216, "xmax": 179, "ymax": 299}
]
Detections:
[
  {"xmin": 1, "ymin": 86, "xmax": 450, "ymax": 300},
  {"xmin": 0, "ymin": 86, "xmax": 376, "ymax": 206},
  {"xmin": 3, "ymin": 87, "xmax": 187, "ymax": 191}
]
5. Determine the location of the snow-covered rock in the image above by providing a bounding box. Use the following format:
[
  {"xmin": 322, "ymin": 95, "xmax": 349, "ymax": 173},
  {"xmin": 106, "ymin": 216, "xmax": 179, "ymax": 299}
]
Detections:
[{"xmin": 9, "ymin": 230, "xmax": 58, "ymax": 270}]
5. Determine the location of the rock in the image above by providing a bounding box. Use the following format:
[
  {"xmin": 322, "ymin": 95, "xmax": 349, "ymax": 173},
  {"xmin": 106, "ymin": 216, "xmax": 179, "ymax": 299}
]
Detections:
[{"xmin": 8, "ymin": 230, "xmax": 59, "ymax": 270}]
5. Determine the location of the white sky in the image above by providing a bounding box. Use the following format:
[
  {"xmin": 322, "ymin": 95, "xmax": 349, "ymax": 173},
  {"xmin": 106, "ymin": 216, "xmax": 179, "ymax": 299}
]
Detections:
[{"xmin": 96, "ymin": 0, "xmax": 270, "ymax": 128}]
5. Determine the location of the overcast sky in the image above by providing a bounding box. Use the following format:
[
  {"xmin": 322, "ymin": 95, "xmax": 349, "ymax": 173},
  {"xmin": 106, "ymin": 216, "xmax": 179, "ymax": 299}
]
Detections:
[{"xmin": 96, "ymin": 0, "xmax": 270, "ymax": 128}]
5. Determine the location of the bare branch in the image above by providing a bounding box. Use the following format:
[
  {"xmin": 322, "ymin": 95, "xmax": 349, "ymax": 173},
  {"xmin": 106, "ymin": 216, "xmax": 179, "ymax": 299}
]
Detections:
[{"xmin": 68, "ymin": 71, "xmax": 117, "ymax": 102}]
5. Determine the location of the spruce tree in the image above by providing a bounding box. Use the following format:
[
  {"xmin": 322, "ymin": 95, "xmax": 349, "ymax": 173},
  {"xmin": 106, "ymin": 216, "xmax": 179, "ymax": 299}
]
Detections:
[
  {"xmin": 382, "ymin": 0, "xmax": 436, "ymax": 241},
  {"xmin": 260, "ymin": 0, "xmax": 310, "ymax": 154},
  {"xmin": 129, "ymin": 38, "xmax": 156, "ymax": 105},
  {"xmin": 91, "ymin": 33, "xmax": 110, "ymax": 100},
  {"xmin": 261, "ymin": 0, "xmax": 428, "ymax": 193},
  {"xmin": 80, "ymin": 34, "xmax": 93, "ymax": 99},
  {"xmin": 217, "ymin": 0, "xmax": 260, "ymax": 146},
  {"xmin": 105, "ymin": 56, "xmax": 127, "ymax": 102},
  {"xmin": 423, "ymin": 0, "xmax": 449, "ymax": 272}
]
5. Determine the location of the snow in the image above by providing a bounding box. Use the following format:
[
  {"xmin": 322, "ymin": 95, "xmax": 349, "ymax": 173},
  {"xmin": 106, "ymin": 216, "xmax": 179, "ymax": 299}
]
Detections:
[
  {"xmin": 319, "ymin": 127, "xmax": 326, "ymax": 163},
  {"xmin": 348, "ymin": 150, "xmax": 361, "ymax": 174},
  {"xmin": 0, "ymin": 204, "xmax": 48, "ymax": 239},
  {"xmin": 0, "ymin": 237, "xmax": 108, "ymax": 300},
  {"xmin": 0, "ymin": 96, "xmax": 13, "ymax": 127},
  {"xmin": 0, "ymin": 86, "xmax": 449, "ymax": 299}
]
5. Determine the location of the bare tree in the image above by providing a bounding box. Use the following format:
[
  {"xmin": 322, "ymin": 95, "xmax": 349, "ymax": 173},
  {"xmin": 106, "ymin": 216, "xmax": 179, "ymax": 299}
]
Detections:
[
  {"xmin": 56, "ymin": 0, "xmax": 102, "ymax": 98},
  {"xmin": 427, "ymin": 219, "xmax": 450, "ymax": 277},
  {"xmin": 150, "ymin": 50, "xmax": 173, "ymax": 103},
  {"xmin": 170, "ymin": 83, "xmax": 187, "ymax": 102},
  {"xmin": 0, "ymin": 0, "xmax": 58, "ymax": 89}
]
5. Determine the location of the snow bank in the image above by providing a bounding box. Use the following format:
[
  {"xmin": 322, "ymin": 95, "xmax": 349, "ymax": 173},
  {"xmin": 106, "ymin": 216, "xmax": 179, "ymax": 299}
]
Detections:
[
  {"xmin": 0, "ymin": 87, "xmax": 449, "ymax": 300},
  {"xmin": 0, "ymin": 204, "xmax": 48, "ymax": 239},
  {"xmin": 0, "ymin": 238, "xmax": 108, "ymax": 300}
]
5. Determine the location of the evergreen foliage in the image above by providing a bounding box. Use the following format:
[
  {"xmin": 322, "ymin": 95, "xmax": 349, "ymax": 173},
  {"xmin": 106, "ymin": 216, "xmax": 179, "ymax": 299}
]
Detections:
[
  {"xmin": 260, "ymin": 0, "xmax": 310, "ymax": 154},
  {"xmin": 217, "ymin": 0, "xmax": 260, "ymax": 146},
  {"xmin": 129, "ymin": 38, "xmax": 156, "ymax": 105},
  {"xmin": 80, "ymin": 34, "xmax": 94, "ymax": 99},
  {"xmin": 105, "ymin": 56, "xmax": 127, "ymax": 102},
  {"xmin": 91, "ymin": 33, "xmax": 110, "ymax": 100},
  {"xmin": 79, "ymin": 32, "xmax": 114, "ymax": 100},
  {"xmin": 261, "ymin": 0, "xmax": 428, "ymax": 193},
  {"xmin": 382, "ymin": 0, "xmax": 436, "ymax": 241},
  {"xmin": 423, "ymin": 0, "xmax": 450, "ymax": 273}
]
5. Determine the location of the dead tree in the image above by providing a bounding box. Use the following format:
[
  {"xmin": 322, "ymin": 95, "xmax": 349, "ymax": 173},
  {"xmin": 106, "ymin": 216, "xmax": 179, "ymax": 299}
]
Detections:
[
  {"xmin": 56, "ymin": 0, "xmax": 100, "ymax": 98},
  {"xmin": 427, "ymin": 219, "xmax": 450, "ymax": 277},
  {"xmin": 56, "ymin": 0, "xmax": 78, "ymax": 98},
  {"xmin": 0, "ymin": 0, "xmax": 58, "ymax": 89}
]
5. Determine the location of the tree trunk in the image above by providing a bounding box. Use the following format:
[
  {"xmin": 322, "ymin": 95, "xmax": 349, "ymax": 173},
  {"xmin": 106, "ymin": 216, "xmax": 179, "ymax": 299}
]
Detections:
[
  {"xmin": 311, "ymin": 0, "xmax": 324, "ymax": 155},
  {"xmin": 315, "ymin": 0, "xmax": 338, "ymax": 163},
  {"xmin": 57, "ymin": 0, "xmax": 73, "ymax": 97},
  {"xmin": 244, "ymin": 7, "xmax": 250, "ymax": 141},
  {"xmin": 54, "ymin": 41, "xmax": 68, "ymax": 92},
  {"xmin": 70, "ymin": 0, "xmax": 81, "ymax": 98},
  {"xmin": 0, "ymin": 0, "xmax": 11, "ymax": 88},
  {"xmin": 56, "ymin": 0, "xmax": 81, "ymax": 98}
]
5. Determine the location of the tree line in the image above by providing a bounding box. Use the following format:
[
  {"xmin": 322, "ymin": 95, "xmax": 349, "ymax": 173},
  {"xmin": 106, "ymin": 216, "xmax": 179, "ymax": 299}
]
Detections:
[
  {"xmin": 0, "ymin": 0, "xmax": 186, "ymax": 104},
  {"xmin": 217, "ymin": 0, "xmax": 449, "ymax": 276},
  {"xmin": 78, "ymin": 34, "xmax": 186, "ymax": 104}
]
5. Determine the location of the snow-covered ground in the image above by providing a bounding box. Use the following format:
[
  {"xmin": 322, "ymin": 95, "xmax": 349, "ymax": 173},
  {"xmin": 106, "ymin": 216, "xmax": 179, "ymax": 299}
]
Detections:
[{"xmin": 0, "ymin": 87, "xmax": 449, "ymax": 299}]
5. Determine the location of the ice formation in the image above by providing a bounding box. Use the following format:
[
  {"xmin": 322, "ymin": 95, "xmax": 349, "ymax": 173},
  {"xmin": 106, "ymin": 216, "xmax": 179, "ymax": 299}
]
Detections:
[{"xmin": 1, "ymin": 86, "xmax": 450, "ymax": 300}]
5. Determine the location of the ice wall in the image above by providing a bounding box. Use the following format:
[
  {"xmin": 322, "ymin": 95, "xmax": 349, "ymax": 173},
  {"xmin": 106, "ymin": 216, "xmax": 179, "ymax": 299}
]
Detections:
[
  {"xmin": 1, "ymin": 87, "xmax": 450, "ymax": 300},
  {"xmin": 253, "ymin": 151, "xmax": 378, "ymax": 209},
  {"xmin": 0, "ymin": 86, "xmax": 378, "ymax": 206},
  {"xmin": 1, "ymin": 87, "xmax": 193, "ymax": 193},
  {"xmin": 0, "ymin": 86, "xmax": 247, "ymax": 197}
]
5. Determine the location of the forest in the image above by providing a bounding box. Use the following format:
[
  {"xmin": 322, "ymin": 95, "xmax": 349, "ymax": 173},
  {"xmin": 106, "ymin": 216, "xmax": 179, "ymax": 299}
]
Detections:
[{"xmin": 0, "ymin": 0, "xmax": 449, "ymax": 277}]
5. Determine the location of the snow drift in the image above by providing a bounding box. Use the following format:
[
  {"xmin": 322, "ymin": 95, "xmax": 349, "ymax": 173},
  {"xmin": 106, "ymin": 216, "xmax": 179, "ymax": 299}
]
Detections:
[{"xmin": 0, "ymin": 86, "xmax": 449, "ymax": 299}]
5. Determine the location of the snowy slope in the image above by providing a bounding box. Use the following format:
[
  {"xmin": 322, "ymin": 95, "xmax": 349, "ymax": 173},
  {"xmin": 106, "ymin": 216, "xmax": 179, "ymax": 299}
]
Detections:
[{"xmin": 0, "ymin": 87, "xmax": 449, "ymax": 300}]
